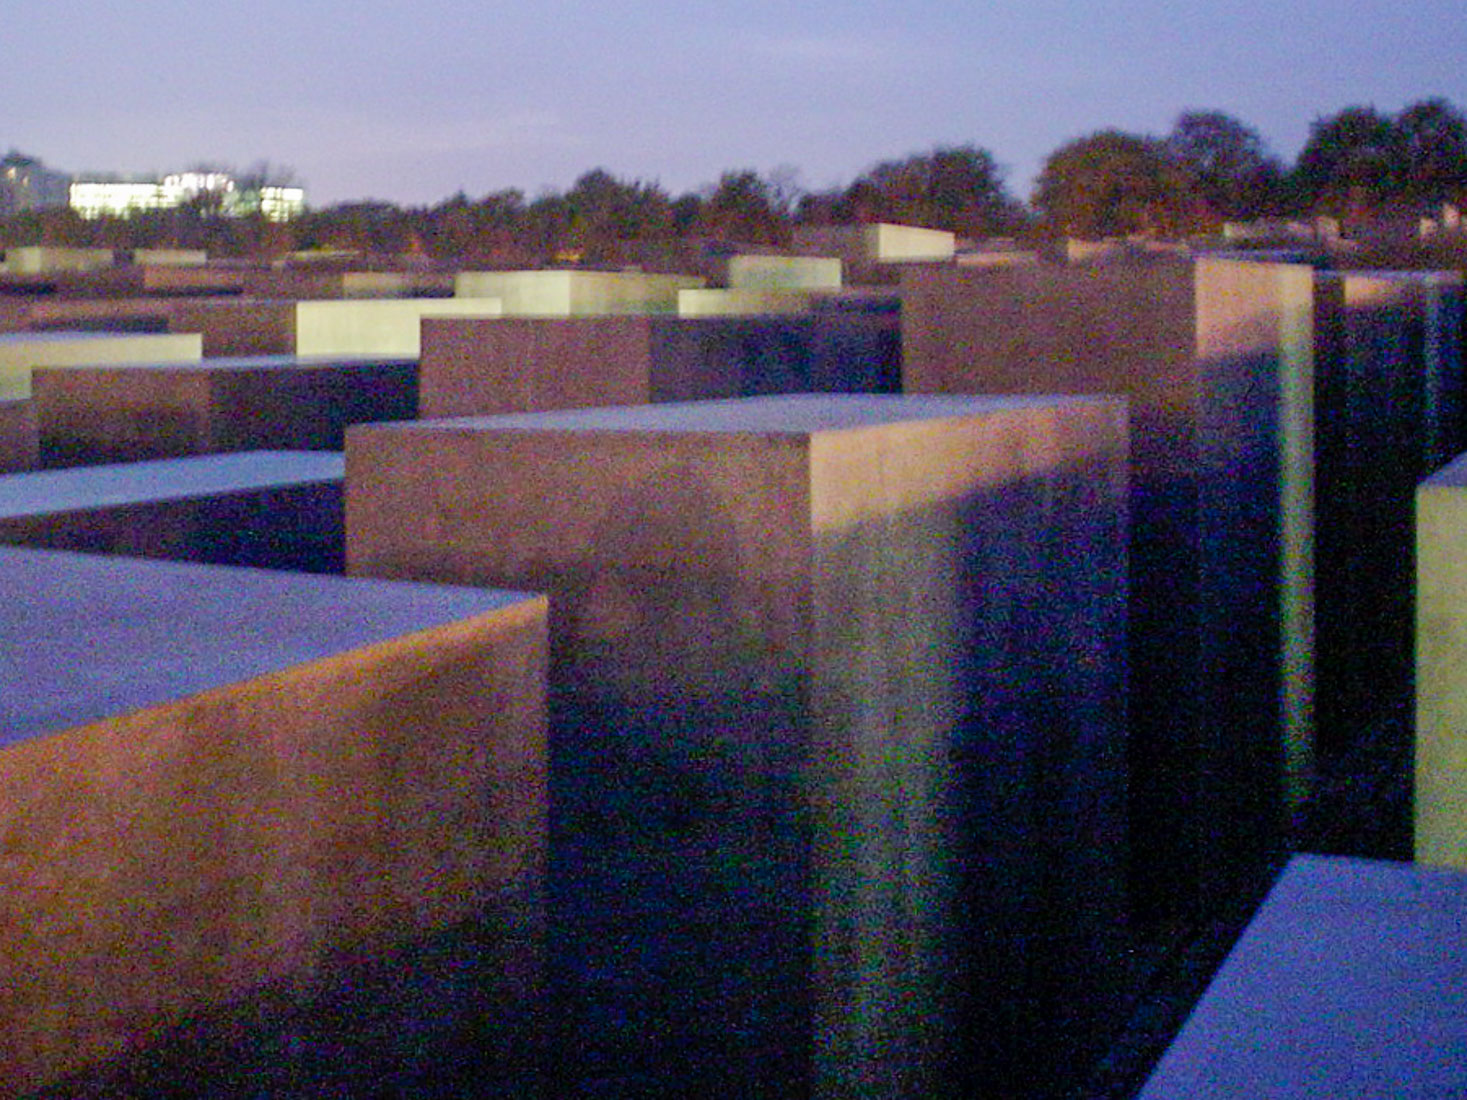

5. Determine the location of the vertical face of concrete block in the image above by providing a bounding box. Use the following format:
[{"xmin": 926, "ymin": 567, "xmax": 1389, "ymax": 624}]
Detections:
[
  {"xmin": 167, "ymin": 300, "xmax": 299, "ymax": 358},
  {"xmin": 0, "ymin": 332, "xmax": 204, "ymax": 400},
  {"xmin": 0, "ymin": 451, "xmax": 347, "ymax": 573},
  {"xmin": 419, "ymin": 317, "xmax": 656, "ymax": 418},
  {"xmin": 2, "ymin": 247, "xmax": 114, "ymax": 274},
  {"xmin": 863, "ymin": 223, "xmax": 955, "ymax": 263},
  {"xmin": 453, "ymin": 271, "xmax": 703, "ymax": 315},
  {"xmin": 676, "ymin": 287, "xmax": 815, "ymax": 316},
  {"xmin": 1310, "ymin": 272, "xmax": 1441, "ymax": 769},
  {"xmin": 346, "ymin": 394, "xmax": 1129, "ymax": 1096},
  {"xmin": 293, "ymin": 299, "xmax": 503, "ymax": 357},
  {"xmin": 1416, "ymin": 457, "xmax": 1467, "ymax": 869},
  {"xmin": 726, "ymin": 255, "xmax": 842, "ymax": 291},
  {"xmin": 33, "ymin": 358, "xmax": 417, "ymax": 466},
  {"xmin": 1194, "ymin": 256, "xmax": 1315, "ymax": 829},
  {"xmin": 906, "ymin": 257, "xmax": 1319, "ymax": 921},
  {"xmin": 0, "ymin": 399, "xmax": 37, "ymax": 472},
  {"xmin": 0, "ymin": 549, "xmax": 547, "ymax": 1092}
]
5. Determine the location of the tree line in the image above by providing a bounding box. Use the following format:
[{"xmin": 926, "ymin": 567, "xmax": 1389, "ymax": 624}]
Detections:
[{"xmin": 4, "ymin": 98, "xmax": 1466, "ymax": 261}]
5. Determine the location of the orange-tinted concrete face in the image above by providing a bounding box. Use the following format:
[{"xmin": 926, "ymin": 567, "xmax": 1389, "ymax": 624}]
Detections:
[
  {"xmin": 419, "ymin": 316, "xmax": 655, "ymax": 417},
  {"xmin": 346, "ymin": 394, "xmax": 1129, "ymax": 1096},
  {"xmin": 0, "ymin": 399, "xmax": 36, "ymax": 472},
  {"xmin": 419, "ymin": 314, "xmax": 902, "ymax": 419},
  {"xmin": 0, "ymin": 551, "xmax": 547, "ymax": 1095},
  {"xmin": 906, "ymin": 257, "xmax": 1321, "ymax": 924},
  {"xmin": 902, "ymin": 262, "xmax": 1198, "ymax": 474},
  {"xmin": 166, "ymin": 299, "xmax": 299, "ymax": 357}
]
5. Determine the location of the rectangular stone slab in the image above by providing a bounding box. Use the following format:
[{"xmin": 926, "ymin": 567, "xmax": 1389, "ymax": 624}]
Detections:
[
  {"xmin": 453, "ymin": 270, "xmax": 703, "ymax": 315},
  {"xmin": 0, "ymin": 450, "xmax": 345, "ymax": 572},
  {"xmin": 32, "ymin": 355, "xmax": 417, "ymax": 467},
  {"xmin": 0, "ymin": 547, "xmax": 547, "ymax": 1095},
  {"xmin": 1138, "ymin": 856, "xmax": 1467, "ymax": 1099},
  {"xmin": 1312, "ymin": 271, "xmax": 1465, "ymax": 801},
  {"xmin": 903, "ymin": 256, "xmax": 1315, "ymax": 921},
  {"xmin": 418, "ymin": 313, "xmax": 900, "ymax": 418},
  {"xmin": 0, "ymin": 398, "xmax": 35, "ymax": 472},
  {"xmin": 293, "ymin": 298, "xmax": 503, "ymax": 357},
  {"xmin": 0, "ymin": 331, "xmax": 203, "ymax": 400},
  {"xmin": 1415, "ymin": 453, "xmax": 1467, "ymax": 868},
  {"xmin": 346, "ymin": 393, "xmax": 1130, "ymax": 1097}
]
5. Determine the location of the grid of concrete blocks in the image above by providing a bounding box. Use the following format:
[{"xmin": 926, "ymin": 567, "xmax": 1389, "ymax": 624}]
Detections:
[{"xmin": 1, "ymin": 237, "xmax": 1466, "ymax": 1098}]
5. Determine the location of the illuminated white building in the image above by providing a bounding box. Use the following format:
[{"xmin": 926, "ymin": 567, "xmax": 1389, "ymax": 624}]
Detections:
[{"xmin": 68, "ymin": 172, "xmax": 304, "ymax": 221}]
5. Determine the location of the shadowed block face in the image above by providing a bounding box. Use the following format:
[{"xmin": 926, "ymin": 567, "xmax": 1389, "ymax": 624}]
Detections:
[
  {"xmin": 903, "ymin": 257, "xmax": 1318, "ymax": 923},
  {"xmin": 0, "ymin": 451, "xmax": 348, "ymax": 574},
  {"xmin": 417, "ymin": 314, "xmax": 900, "ymax": 419},
  {"xmin": 0, "ymin": 549, "xmax": 548, "ymax": 1095},
  {"xmin": 346, "ymin": 393, "xmax": 1130, "ymax": 1096},
  {"xmin": 32, "ymin": 357, "xmax": 417, "ymax": 466}
]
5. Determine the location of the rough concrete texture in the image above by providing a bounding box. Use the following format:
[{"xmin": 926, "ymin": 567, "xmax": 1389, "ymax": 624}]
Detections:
[
  {"xmin": 0, "ymin": 398, "xmax": 36, "ymax": 472},
  {"xmin": 418, "ymin": 313, "xmax": 900, "ymax": 418},
  {"xmin": 0, "ymin": 450, "xmax": 346, "ymax": 573},
  {"xmin": 452, "ymin": 270, "xmax": 704, "ymax": 315},
  {"xmin": 167, "ymin": 299, "xmax": 299, "ymax": 357},
  {"xmin": 1138, "ymin": 856, "xmax": 1467, "ymax": 1098},
  {"xmin": 33, "ymin": 355, "xmax": 417, "ymax": 467},
  {"xmin": 1312, "ymin": 271, "xmax": 1465, "ymax": 788},
  {"xmin": 1, "ymin": 247, "xmax": 114, "ymax": 275},
  {"xmin": 676, "ymin": 287, "xmax": 814, "ymax": 315},
  {"xmin": 1415, "ymin": 454, "xmax": 1467, "ymax": 868},
  {"xmin": 903, "ymin": 256, "xmax": 1317, "ymax": 923},
  {"xmin": 726, "ymin": 254, "xmax": 842, "ymax": 290},
  {"xmin": 0, "ymin": 547, "xmax": 547, "ymax": 1096},
  {"xmin": 294, "ymin": 298, "xmax": 502, "ymax": 358},
  {"xmin": 0, "ymin": 332, "xmax": 203, "ymax": 400},
  {"xmin": 346, "ymin": 393, "xmax": 1130, "ymax": 1098}
]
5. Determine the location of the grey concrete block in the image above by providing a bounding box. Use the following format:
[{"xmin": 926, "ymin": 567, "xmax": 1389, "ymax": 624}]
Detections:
[
  {"xmin": 418, "ymin": 314, "xmax": 900, "ymax": 418},
  {"xmin": 33, "ymin": 355, "xmax": 417, "ymax": 467},
  {"xmin": 0, "ymin": 450, "xmax": 346, "ymax": 572},
  {"xmin": 346, "ymin": 393, "xmax": 1130, "ymax": 1096},
  {"xmin": 0, "ymin": 398, "xmax": 35, "ymax": 472},
  {"xmin": 902, "ymin": 257, "xmax": 1316, "ymax": 920},
  {"xmin": 1138, "ymin": 855, "xmax": 1467, "ymax": 1099},
  {"xmin": 0, "ymin": 548, "xmax": 547, "ymax": 1095}
]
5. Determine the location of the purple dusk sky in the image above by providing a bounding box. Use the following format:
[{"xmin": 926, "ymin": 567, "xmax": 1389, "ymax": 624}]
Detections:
[{"xmin": 9, "ymin": 0, "xmax": 1467, "ymax": 208}]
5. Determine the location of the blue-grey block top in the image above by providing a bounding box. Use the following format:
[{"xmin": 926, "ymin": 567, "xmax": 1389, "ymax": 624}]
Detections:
[
  {"xmin": 1139, "ymin": 855, "xmax": 1467, "ymax": 1099},
  {"xmin": 0, "ymin": 451, "xmax": 344, "ymax": 518},
  {"xmin": 371, "ymin": 393, "xmax": 1122, "ymax": 436},
  {"xmin": 0, "ymin": 546, "xmax": 540, "ymax": 747}
]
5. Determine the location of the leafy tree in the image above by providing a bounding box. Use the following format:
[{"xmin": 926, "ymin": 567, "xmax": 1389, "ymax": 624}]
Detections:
[
  {"xmin": 1394, "ymin": 97, "xmax": 1467, "ymax": 207},
  {"xmin": 692, "ymin": 170, "xmax": 787, "ymax": 244},
  {"xmin": 563, "ymin": 169, "xmax": 674, "ymax": 259},
  {"xmin": 1165, "ymin": 110, "xmax": 1282, "ymax": 221},
  {"xmin": 1033, "ymin": 130, "xmax": 1192, "ymax": 237},
  {"xmin": 1292, "ymin": 106, "xmax": 1398, "ymax": 215},
  {"xmin": 840, "ymin": 145, "xmax": 1020, "ymax": 235}
]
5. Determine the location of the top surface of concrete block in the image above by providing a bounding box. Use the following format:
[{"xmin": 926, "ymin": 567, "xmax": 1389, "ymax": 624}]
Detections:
[
  {"xmin": 1422, "ymin": 452, "xmax": 1467, "ymax": 489},
  {"xmin": 0, "ymin": 546, "xmax": 539, "ymax": 748},
  {"xmin": 377, "ymin": 393, "xmax": 1113, "ymax": 437},
  {"xmin": 1139, "ymin": 855, "xmax": 1467, "ymax": 1098},
  {"xmin": 52, "ymin": 354, "xmax": 420, "ymax": 374},
  {"xmin": 0, "ymin": 450, "xmax": 344, "ymax": 517}
]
